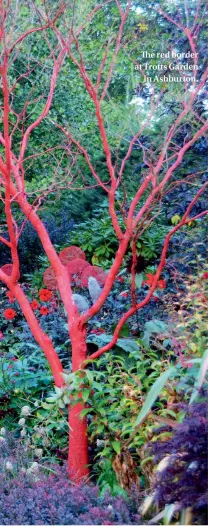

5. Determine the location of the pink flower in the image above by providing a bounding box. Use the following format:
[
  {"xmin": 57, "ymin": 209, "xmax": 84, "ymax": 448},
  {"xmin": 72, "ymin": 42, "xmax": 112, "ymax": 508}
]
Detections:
[
  {"xmin": 0, "ymin": 331, "xmax": 4, "ymax": 340},
  {"xmin": 202, "ymin": 272, "xmax": 208, "ymax": 279}
]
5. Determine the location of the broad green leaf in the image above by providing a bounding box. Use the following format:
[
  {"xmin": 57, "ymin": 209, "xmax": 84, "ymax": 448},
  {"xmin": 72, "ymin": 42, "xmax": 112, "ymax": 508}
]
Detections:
[
  {"xmin": 135, "ymin": 273, "xmax": 144, "ymax": 289},
  {"xmin": 85, "ymin": 369, "xmax": 93, "ymax": 385},
  {"xmin": 46, "ymin": 395, "xmax": 58, "ymax": 403},
  {"xmin": 87, "ymin": 334, "xmax": 140, "ymax": 353},
  {"xmin": 116, "ymin": 339, "xmax": 140, "ymax": 353},
  {"xmin": 134, "ymin": 367, "xmax": 175, "ymax": 427},
  {"xmin": 82, "ymin": 389, "xmax": 91, "ymax": 402},
  {"xmin": 92, "ymin": 381, "xmax": 103, "ymax": 392},
  {"xmin": 54, "ymin": 386, "xmax": 64, "ymax": 395},
  {"xmin": 145, "ymin": 319, "xmax": 167, "ymax": 334},
  {"xmin": 41, "ymin": 402, "xmax": 52, "ymax": 410},
  {"xmin": 57, "ymin": 399, "xmax": 65, "ymax": 409},
  {"xmin": 112, "ymin": 441, "xmax": 121, "ymax": 454},
  {"xmin": 141, "ymin": 493, "xmax": 156, "ymax": 516},
  {"xmin": 96, "ymin": 424, "xmax": 105, "ymax": 433},
  {"xmin": 163, "ymin": 503, "xmax": 177, "ymax": 525},
  {"xmin": 102, "ymin": 447, "xmax": 111, "ymax": 456},
  {"xmin": 80, "ymin": 408, "xmax": 92, "ymax": 418}
]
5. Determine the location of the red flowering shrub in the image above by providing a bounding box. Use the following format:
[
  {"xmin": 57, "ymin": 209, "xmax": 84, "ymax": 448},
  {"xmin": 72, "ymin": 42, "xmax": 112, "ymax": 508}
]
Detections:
[
  {"xmin": 30, "ymin": 300, "xmax": 40, "ymax": 311},
  {"xmin": 43, "ymin": 267, "xmax": 57, "ymax": 290},
  {"xmin": 81, "ymin": 266, "xmax": 106, "ymax": 287},
  {"xmin": 144, "ymin": 273, "xmax": 155, "ymax": 286},
  {"xmin": 144, "ymin": 274, "xmax": 166, "ymax": 289},
  {"xmin": 39, "ymin": 289, "xmax": 53, "ymax": 302},
  {"xmin": 59, "ymin": 245, "xmax": 86, "ymax": 265},
  {"xmin": 3, "ymin": 308, "xmax": 16, "ymax": 320},
  {"xmin": 39, "ymin": 306, "xmax": 49, "ymax": 316},
  {"xmin": 66, "ymin": 259, "xmax": 90, "ymax": 284},
  {"xmin": 0, "ymin": 264, "xmax": 20, "ymax": 280}
]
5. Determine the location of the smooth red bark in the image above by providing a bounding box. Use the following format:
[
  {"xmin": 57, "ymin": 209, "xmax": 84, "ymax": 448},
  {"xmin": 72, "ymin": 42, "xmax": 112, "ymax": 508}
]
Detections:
[{"xmin": 68, "ymin": 322, "xmax": 89, "ymax": 481}]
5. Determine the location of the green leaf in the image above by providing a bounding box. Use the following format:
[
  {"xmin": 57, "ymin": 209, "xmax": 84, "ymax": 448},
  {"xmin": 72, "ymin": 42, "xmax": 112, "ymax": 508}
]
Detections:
[
  {"xmin": 102, "ymin": 447, "xmax": 111, "ymax": 456},
  {"xmin": 135, "ymin": 273, "xmax": 144, "ymax": 289},
  {"xmin": 82, "ymin": 389, "xmax": 91, "ymax": 402},
  {"xmin": 85, "ymin": 369, "xmax": 93, "ymax": 385},
  {"xmin": 189, "ymin": 348, "xmax": 208, "ymax": 404},
  {"xmin": 163, "ymin": 503, "xmax": 177, "ymax": 525},
  {"xmin": 116, "ymin": 339, "xmax": 140, "ymax": 353},
  {"xmin": 46, "ymin": 395, "xmax": 58, "ymax": 403},
  {"xmin": 134, "ymin": 367, "xmax": 175, "ymax": 427},
  {"xmin": 80, "ymin": 408, "xmax": 92, "ymax": 418},
  {"xmin": 41, "ymin": 402, "xmax": 52, "ymax": 410},
  {"xmin": 143, "ymin": 319, "xmax": 168, "ymax": 346},
  {"xmin": 112, "ymin": 441, "xmax": 121, "ymax": 454},
  {"xmin": 96, "ymin": 424, "xmax": 105, "ymax": 433},
  {"xmin": 57, "ymin": 399, "xmax": 65, "ymax": 409}
]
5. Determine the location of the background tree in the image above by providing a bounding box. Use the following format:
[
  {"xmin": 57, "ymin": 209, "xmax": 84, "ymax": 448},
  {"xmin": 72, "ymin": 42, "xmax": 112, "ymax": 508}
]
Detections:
[{"xmin": 0, "ymin": 0, "xmax": 207, "ymax": 482}]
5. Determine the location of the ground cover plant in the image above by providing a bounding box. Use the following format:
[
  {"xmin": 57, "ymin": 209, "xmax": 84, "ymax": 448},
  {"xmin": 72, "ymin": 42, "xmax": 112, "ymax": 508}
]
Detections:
[{"xmin": 0, "ymin": 0, "xmax": 208, "ymax": 524}]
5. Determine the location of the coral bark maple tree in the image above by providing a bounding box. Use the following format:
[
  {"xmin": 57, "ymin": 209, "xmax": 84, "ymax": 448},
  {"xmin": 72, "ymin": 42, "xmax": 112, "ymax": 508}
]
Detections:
[{"xmin": 0, "ymin": 1, "xmax": 207, "ymax": 482}]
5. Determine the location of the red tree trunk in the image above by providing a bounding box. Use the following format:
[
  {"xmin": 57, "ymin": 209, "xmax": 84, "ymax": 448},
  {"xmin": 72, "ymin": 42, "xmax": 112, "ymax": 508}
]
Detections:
[{"xmin": 68, "ymin": 321, "xmax": 89, "ymax": 482}]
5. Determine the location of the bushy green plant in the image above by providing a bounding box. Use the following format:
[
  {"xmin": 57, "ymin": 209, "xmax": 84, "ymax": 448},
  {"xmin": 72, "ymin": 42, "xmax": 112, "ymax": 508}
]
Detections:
[{"xmin": 70, "ymin": 206, "xmax": 170, "ymax": 268}]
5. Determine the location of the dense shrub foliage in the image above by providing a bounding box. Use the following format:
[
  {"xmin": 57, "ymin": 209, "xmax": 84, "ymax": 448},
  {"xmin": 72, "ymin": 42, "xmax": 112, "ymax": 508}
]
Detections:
[
  {"xmin": 152, "ymin": 403, "xmax": 208, "ymax": 524},
  {"xmin": 0, "ymin": 437, "xmax": 142, "ymax": 526}
]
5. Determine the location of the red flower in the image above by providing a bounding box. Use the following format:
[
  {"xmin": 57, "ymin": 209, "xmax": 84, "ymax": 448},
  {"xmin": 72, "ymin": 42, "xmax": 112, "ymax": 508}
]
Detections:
[
  {"xmin": 157, "ymin": 279, "xmax": 166, "ymax": 289},
  {"xmin": 0, "ymin": 331, "xmax": 4, "ymax": 339},
  {"xmin": 202, "ymin": 272, "xmax": 208, "ymax": 279},
  {"xmin": 3, "ymin": 308, "xmax": 16, "ymax": 320},
  {"xmin": 144, "ymin": 274, "xmax": 166, "ymax": 289},
  {"xmin": 38, "ymin": 289, "xmax": 53, "ymax": 302},
  {"xmin": 39, "ymin": 306, "xmax": 49, "ymax": 316},
  {"xmin": 6, "ymin": 291, "xmax": 15, "ymax": 303},
  {"xmin": 30, "ymin": 300, "xmax": 40, "ymax": 311},
  {"xmin": 144, "ymin": 273, "xmax": 155, "ymax": 286}
]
